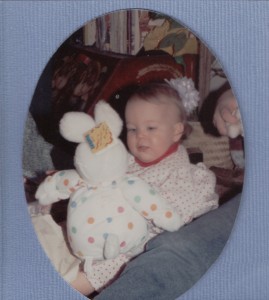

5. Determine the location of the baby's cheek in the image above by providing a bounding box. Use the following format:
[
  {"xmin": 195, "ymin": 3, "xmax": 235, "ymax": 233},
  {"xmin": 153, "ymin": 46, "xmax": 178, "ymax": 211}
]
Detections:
[{"xmin": 127, "ymin": 137, "xmax": 135, "ymax": 151}]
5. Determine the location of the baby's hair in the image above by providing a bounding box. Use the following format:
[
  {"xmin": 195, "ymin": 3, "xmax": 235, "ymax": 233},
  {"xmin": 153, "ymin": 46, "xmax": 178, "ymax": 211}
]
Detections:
[{"xmin": 127, "ymin": 81, "xmax": 192, "ymax": 138}]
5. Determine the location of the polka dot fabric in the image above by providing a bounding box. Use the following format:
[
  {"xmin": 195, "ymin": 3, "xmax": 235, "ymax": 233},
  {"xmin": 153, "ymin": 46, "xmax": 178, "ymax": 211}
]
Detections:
[{"xmin": 127, "ymin": 145, "xmax": 219, "ymax": 225}]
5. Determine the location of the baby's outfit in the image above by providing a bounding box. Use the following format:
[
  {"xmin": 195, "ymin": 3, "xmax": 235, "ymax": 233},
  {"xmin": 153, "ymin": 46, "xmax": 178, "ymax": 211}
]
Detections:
[{"xmin": 128, "ymin": 145, "xmax": 219, "ymax": 225}]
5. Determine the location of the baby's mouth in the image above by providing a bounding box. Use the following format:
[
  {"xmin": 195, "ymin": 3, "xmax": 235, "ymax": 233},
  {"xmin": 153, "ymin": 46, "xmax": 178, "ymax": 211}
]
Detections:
[{"xmin": 137, "ymin": 145, "xmax": 149, "ymax": 152}]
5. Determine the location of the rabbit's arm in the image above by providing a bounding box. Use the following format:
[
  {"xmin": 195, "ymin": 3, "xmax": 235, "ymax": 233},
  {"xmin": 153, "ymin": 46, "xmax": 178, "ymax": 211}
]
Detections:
[
  {"xmin": 35, "ymin": 170, "xmax": 82, "ymax": 205},
  {"xmin": 121, "ymin": 176, "xmax": 183, "ymax": 232}
]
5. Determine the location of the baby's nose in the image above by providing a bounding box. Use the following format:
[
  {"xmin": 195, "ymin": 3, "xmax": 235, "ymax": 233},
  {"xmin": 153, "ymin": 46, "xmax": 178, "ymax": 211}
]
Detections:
[{"xmin": 137, "ymin": 129, "xmax": 146, "ymax": 139}]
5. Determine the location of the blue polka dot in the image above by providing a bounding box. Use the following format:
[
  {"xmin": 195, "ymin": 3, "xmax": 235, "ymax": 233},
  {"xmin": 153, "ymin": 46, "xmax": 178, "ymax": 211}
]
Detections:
[
  {"xmin": 59, "ymin": 171, "xmax": 65, "ymax": 176},
  {"xmin": 127, "ymin": 180, "xmax": 135, "ymax": 185},
  {"xmin": 103, "ymin": 233, "xmax": 108, "ymax": 240},
  {"xmin": 80, "ymin": 197, "xmax": 87, "ymax": 203},
  {"xmin": 106, "ymin": 217, "xmax": 113, "ymax": 223},
  {"xmin": 70, "ymin": 201, "xmax": 77, "ymax": 208}
]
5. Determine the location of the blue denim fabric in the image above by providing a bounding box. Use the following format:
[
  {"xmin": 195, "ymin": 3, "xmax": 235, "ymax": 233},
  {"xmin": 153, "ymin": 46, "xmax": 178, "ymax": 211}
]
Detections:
[{"xmin": 95, "ymin": 194, "xmax": 241, "ymax": 300}]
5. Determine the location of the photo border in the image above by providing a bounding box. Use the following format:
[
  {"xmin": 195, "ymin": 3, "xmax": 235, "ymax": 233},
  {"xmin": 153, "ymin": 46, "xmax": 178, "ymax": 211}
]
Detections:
[{"xmin": 1, "ymin": 1, "xmax": 269, "ymax": 299}]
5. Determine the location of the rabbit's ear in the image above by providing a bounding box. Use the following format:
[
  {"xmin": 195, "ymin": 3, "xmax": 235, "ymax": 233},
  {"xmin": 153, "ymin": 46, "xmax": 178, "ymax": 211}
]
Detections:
[
  {"xmin": 59, "ymin": 112, "xmax": 96, "ymax": 143},
  {"xmin": 94, "ymin": 100, "xmax": 123, "ymax": 137}
]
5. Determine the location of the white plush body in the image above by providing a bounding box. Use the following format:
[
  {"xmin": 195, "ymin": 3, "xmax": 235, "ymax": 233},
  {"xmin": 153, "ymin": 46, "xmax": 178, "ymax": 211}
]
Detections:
[
  {"xmin": 67, "ymin": 175, "xmax": 149, "ymax": 261},
  {"xmin": 35, "ymin": 101, "xmax": 181, "ymax": 274}
]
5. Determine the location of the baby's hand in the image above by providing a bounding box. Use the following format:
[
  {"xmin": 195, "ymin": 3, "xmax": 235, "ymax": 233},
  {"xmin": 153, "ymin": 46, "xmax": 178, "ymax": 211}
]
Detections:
[
  {"xmin": 225, "ymin": 108, "xmax": 244, "ymax": 138},
  {"xmin": 46, "ymin": 170, "xmax": 58, "ymax": 176}
]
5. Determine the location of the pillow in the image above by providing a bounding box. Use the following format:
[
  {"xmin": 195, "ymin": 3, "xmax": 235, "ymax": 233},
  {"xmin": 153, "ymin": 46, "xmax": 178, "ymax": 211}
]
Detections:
[{"xmin": 183, "ymin": 121, "xmax": 234, "ymax": 169}]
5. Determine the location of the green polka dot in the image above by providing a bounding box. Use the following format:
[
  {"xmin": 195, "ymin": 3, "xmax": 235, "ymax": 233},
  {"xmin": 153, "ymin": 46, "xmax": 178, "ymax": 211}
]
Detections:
[
  {"xmin": 134, "ymin": 195, "xmax": 141, "ymax": 203},
  {"xmin": 149, "ymin": 189, "xmax": 156, "ymax": 195},
  {"xmin": 59, "ymin": 171, "xmax": 65, "ymax": 176},
  {"xmin": 81, "ymin": 197, "xmax": 87, "ymax": 203},
  {"xmin": 71, "ymin": 227, "xmax": 77, "ymax": 234}
]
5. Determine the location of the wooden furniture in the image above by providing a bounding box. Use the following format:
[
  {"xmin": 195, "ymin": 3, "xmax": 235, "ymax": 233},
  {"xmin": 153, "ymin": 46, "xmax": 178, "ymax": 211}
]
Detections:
[{"xmin": 51, "ymin": 45, "xmax": 198, "ymax": 121}]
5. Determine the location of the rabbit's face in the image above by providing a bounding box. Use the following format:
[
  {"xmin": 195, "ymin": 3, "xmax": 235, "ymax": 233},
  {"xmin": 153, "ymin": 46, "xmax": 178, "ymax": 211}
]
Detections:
[
  {"xmin": 59, "ymin": 101, "xmax": 127, "ymax": 186},
  {"xmin": 74, "ymin": 139, "xmax": 128, "ymax": 186}
]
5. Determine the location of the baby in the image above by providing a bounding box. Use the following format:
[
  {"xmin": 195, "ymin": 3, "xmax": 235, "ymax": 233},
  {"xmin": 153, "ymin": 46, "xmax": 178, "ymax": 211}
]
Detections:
[{"xmin": 125, "ymin": 79, "xmax": 219, "ymax": 226}]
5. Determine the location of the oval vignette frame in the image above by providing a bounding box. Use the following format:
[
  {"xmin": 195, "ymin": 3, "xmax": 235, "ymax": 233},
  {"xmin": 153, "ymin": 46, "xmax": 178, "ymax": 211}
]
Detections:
[{"xmin": 23, "ymin": 8, "xmax": 244, "ymax": 299}]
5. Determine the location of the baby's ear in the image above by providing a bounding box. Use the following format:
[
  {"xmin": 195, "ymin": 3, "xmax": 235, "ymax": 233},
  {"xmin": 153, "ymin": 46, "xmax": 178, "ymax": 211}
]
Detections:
[
  {"xmin": 59, "ymin": 112, "xmax": 96, "ymax": 143},
  {"xmin": 173, "ymin": 122, "xmax": 184, "ymax": 142}
]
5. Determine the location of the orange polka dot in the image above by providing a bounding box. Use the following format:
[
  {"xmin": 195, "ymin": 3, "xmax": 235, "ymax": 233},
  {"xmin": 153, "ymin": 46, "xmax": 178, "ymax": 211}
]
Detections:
[
  {"xmin": 150, "ymin": 204, "xmax": 157, "ymax": 211},
  {"xmin": 69, "ymin": 187, "xmax": 75, "ymax": 193},
  {"xmin": 165, "ymin": 211, "xmax": 173, "ymax": 218},
  {"xmin": 142, "ymin": 211, "xmax": 149, "ymax": 217},
  {"xmin": 128, "ymin": 222, "xmax": 134, "ymax": 230},
  {"xmin": 63, "ymin": 179, "xmax": 69, "ymax": 186},
  {"xmin": 87, "ymin": 217, "xmax": 95, "ymax": 224}
]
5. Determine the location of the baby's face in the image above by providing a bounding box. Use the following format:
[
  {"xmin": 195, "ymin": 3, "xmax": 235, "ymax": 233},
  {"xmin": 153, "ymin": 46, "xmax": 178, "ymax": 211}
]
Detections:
[{"xmin": 125, "ymin": 97, "xmax": 183, "ymax": 163}]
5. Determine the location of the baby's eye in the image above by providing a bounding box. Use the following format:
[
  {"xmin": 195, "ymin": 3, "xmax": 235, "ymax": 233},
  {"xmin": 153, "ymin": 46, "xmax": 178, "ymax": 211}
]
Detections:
[
  {"xmin": 127, "ymin": 127, "xmax": 136, "ymax": 133},
  {"xmin": 147, "ymin": 126, "xmax": 156, "ymax": 131}
]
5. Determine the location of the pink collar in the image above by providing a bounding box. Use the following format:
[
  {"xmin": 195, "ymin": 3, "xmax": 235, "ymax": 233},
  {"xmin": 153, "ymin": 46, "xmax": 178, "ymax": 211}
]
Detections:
[{"xmin": 135, "ymin": 143, "xmax": 179, "ymax": 167}]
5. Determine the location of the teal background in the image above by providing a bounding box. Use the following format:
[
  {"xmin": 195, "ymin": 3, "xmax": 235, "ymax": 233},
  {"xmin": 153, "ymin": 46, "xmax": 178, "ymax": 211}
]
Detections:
[{"xmin": 1, "ymin": 1, "xmax": 269, "ymax": 299}]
